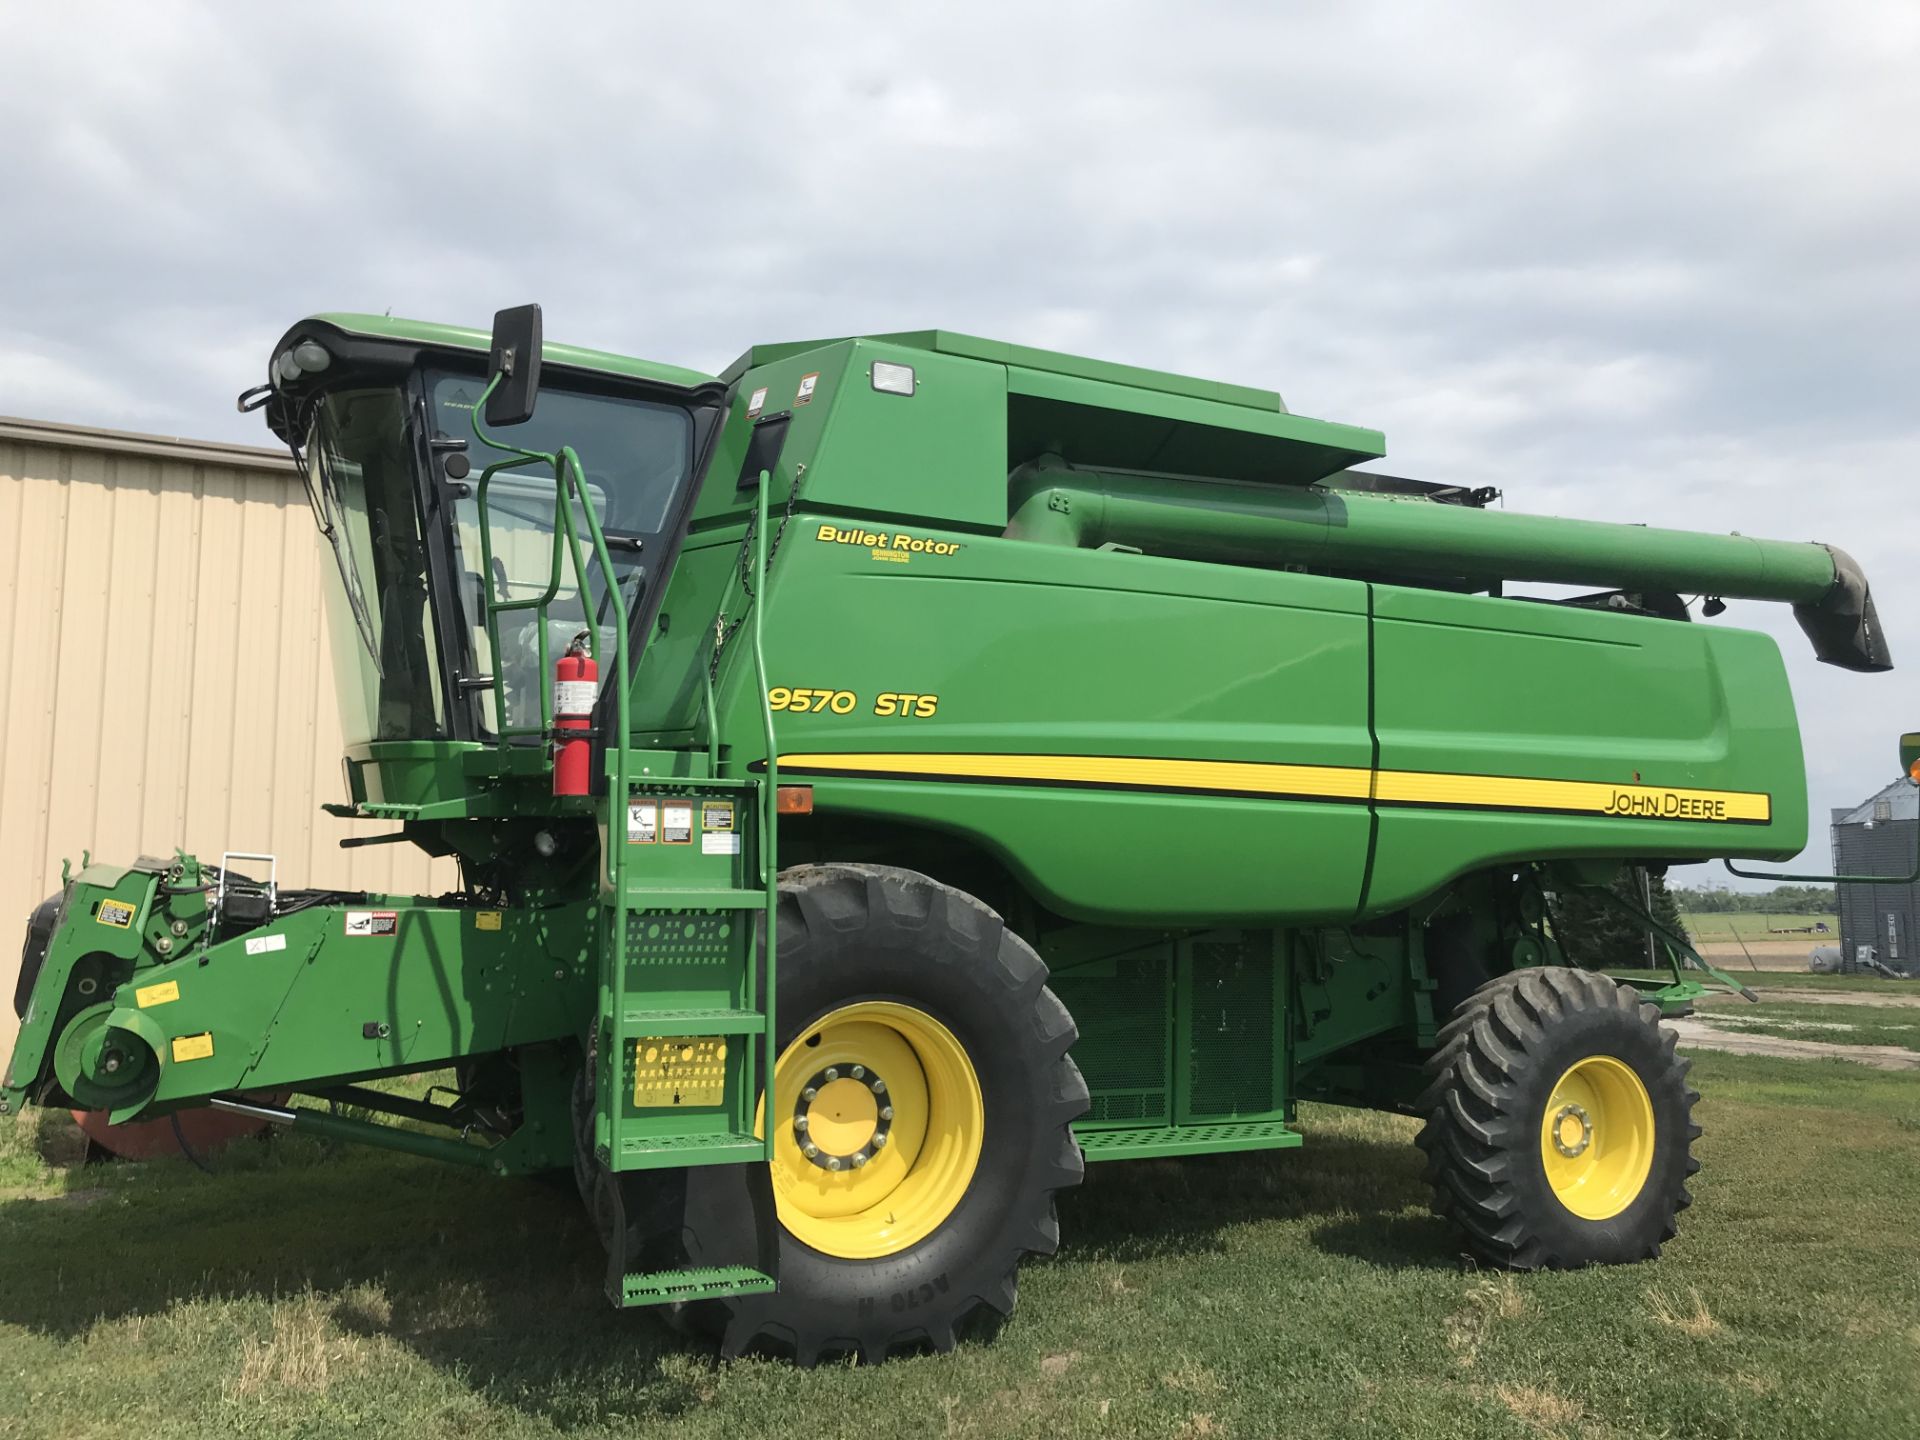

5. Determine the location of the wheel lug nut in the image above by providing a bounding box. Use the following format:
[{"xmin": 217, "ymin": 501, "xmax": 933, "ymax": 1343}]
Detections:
[
  {"xmin": 824, "ymin": 1067, "xmax": 839, "ymax": 1081},
  {"xmin": 851, "ymin": 1065, "xmax": 865, "ymax": 1079},
  {"xmin": 803, "ymin": 1142, "xmax": 818, "ymax": 1158},
  {"xmin": 852, "ymin": 1153, "xmax": 868, "ymax": 1168},
  {"xmin": 826, "ymin": 1157, "xmax": 840, "ymax": 1171},
  {"xmin": 871, "ymin": 1079, "xmax": 885, "ymax": 1093},
  {"xmin": 802, "ymin": 1086, "xmax": 817, "ymax": 1102},
  {"xmin": 871, "ymin": 1133, "xmax": 887, "ymax": 1149},
  {"xmin": 794, "ymin": 1116, "xmax": 809, "ymax": 1131},
  {"xmin": 879, "ymin": 1105, "xmax": 893, "ymax": 1121}
]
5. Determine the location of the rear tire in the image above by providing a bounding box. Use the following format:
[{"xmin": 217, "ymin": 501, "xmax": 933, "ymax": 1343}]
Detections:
[
  {"xmin": 680, "ymin": 864, "xmax": 1088, "ymax": 1363},
  {"xmin": 1416, "ymin": 966, "xmax": 1699, "ymax": 1269}
]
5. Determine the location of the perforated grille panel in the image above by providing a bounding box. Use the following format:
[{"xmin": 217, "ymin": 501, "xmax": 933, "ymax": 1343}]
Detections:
[
  {"xmin": 1053, "ymin": 948, "xmax": 1170, "ymax": 1126},
  {"xmin": 625, "ymin": 913, "xmax": 737, "ymax": 971},
  {"xmin": 1186, "ymin": 940, "xmax": 1276, "ymax": 1119}
]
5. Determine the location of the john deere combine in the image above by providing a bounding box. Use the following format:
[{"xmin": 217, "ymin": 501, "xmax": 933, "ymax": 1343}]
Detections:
[{"xmin": 4, "ymin": 306, "xmax": 1897, "ymax": 1362}]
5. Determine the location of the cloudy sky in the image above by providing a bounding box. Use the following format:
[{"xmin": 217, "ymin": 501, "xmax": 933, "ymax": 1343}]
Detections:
[{"xmin": 5, "ymin": 4, "xmax": 1916, "ymax": 879}]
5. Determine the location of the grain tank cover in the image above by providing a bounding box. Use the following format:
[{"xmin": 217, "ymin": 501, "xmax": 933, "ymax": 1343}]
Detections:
[{"xmin": 721, "ymin": 328, "xmax": 1386, "ymax": 488}]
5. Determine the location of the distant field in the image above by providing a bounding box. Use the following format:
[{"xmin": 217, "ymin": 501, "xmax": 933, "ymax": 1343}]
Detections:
[{"xmin": 1677, "ymin": 911, "xmax": 1836, "ymax": 942}]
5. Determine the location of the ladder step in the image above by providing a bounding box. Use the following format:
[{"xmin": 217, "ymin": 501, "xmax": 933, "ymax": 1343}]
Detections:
[
  {"xmin": 617, "ymin": 1265, "xmax": 777, "ymax": 1307},
  {"xmin": 626, "ymin": 886, "xmax": 769, "ymax": 911},
  {"xmin": 1079, "ymin": 1119, "xmax": 1303, "ymax": 1162},
  {"xmin": 616, "ymin": 1131, "xmax": 766, "ymax": 1170},
  {"xmin": 621, "ymin": 1007, "xmax": 769, "ymax": 1036}
]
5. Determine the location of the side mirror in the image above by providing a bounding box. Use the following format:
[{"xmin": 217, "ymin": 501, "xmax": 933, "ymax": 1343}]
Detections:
[
  {"xmin": 1902, "ymin": 733, "xmax": 1920, "ymax": 783},
  {"xmin": 484, "ymin": 303, "xmax": 543, "ymax": 427}
]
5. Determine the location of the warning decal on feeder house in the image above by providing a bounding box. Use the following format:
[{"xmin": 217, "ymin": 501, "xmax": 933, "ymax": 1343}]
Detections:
[
  {"xmin": 344, "ymin": 910, "xmax": 399, "ymax": 938},
  {"xmin": 794, "ymin": 372, "xmax": 820, "ymax": 406},
  {"xmin": 701, "ymin": 801, "xmax": 740, "ymax": 855},
  {"xmin": 171, "ymin": 1033, "xmax": 214, "ymax": 1063},
  {"xmin": 627, "ymin": 800, "xmax": 658, "ymax": 844},
  {"xmin": 746, "ymin": 386, "xmax": 769, "ymax": 420},
  {"xmin": 662, "ymin": 803, "xmax": 693, "ymax": 845},
  {"xmin": 97, "ymin": 899, "xmax": 136, "ymax": 929}
]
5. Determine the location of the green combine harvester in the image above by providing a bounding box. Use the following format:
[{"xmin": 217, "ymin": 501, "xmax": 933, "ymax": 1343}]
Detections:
[{"xmin": 3, "ymin": 306, "xmax": 1898, "ymax": 1362}]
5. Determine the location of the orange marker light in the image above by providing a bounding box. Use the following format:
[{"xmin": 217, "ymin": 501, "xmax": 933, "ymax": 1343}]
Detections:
[{"xmin": 776, "ymin": 785, "xmax": 814, "ymax": 815}]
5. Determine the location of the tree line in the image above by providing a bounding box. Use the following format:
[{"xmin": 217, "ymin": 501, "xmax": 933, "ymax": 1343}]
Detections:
[
  {"xmin": 1540, "ymin": 875, "xmax": 1835, "ymax": 971},
  {"xmin": 1668, "ymin": 883, "xmax": 1836, "ymax": 914}
]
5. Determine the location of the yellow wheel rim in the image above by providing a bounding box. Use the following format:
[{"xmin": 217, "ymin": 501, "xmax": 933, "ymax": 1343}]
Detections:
[
  {"xmin": 1540, "ymin": 1054, "xmax": 1656, "ymax": 1221},
  {"xmin": 763, "ymin": 1001, "xmax": 984, "ymax": 1260}
]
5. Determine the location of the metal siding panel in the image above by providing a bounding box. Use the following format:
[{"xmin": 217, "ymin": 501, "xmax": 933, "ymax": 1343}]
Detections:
[
  {"xmin": 93, "ymin": 454, "xmax": 164, "ymax": 863},
  {"xmin": 182, "ymin": 464, "xmax": 243, "ymax": 853},
  {"xmin": 0, "ymin": 431, "xmax": 458, "ymax": 1058},
  {"xmin": 43, "ymin": 450, "xmax": 112, "ymax": 891},
  {"xmin": 0, "ymin": 444, "xmax": 69, "ymax": 1059},
  {"xmin": 142, "ymin": 461, "xmax": 206, "ymax": 842}
]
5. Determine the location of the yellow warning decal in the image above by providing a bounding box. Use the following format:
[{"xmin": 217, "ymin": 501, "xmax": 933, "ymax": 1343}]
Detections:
[
  {"xmin": 775, "ymin": 753, "xmax": 1770, "ymax": 824},
  {"xmin": 171, "ymin": 1033, "xmax": 214, "ymax": 1063},
  {"xmin": 632, "ymin": 1037, "xmax": 727, "ymax": 1108},
  {"xmin": 135, "ymin": 980, "xmax": 180, "ymax": 1008},
  {"xmin": 475, "ymin": 911, "xmax": 503, "ymax": 931},
  {"xmin": 97, "ymin": 899, "xmax": 136, "ymax": 929}
]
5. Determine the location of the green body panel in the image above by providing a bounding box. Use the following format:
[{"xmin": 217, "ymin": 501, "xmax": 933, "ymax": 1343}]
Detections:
[
  {"xmin": 1363, "ymin": 589, "xmax": 1807, "ymax": 910},
  {"xmin": 733, "ymin": 523, "xmax": 1375, "ymax": 921},
  {"xmin": 694, "ymin": 501, "xmax": 1806, "ymax": 926}
]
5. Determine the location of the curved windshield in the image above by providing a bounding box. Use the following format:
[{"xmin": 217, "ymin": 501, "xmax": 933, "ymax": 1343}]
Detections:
[
  {"xmin": 428, "ymin": 373, "xmax": 695, "ymax": 738},
  {"xmin": 306, "ymin": 388, "xmax": 446, "ymax": 742}
]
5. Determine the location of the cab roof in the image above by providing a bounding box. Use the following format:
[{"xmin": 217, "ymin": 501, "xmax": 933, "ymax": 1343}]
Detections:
[{"xmin": 311, "ymin": 312, "xmax": 718, "ymax": 391}]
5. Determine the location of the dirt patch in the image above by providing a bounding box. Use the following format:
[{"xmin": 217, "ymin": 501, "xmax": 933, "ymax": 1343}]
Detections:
[
  {"xmin": 1693, "ymin": 941, "xmax": 1818, "ymax": 967},
  {"xmin": 1664, "ymin": 1018, "xmax": 1920, "ymax": 1070},
  {"xmin": 1697, "ymin": 987, "xmax": 1920, "ymax": 1009}
]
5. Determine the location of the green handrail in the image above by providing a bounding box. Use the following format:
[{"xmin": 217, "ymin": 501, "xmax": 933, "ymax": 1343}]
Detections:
[
  {"xmin": 1725, "ymin": 787, "xmax": 1920, "ymax": 884},
  {"xmin": 749, "ymin": 471, "xmax": 778, "ymax": 1160},
  {"xmin": 467, "ymin": 377, "xmax": 634, "ymax": 893}
]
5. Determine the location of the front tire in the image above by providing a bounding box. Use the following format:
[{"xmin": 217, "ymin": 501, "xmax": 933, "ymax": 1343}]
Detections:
[
  {"xmin": 1416, "ymin": 967, "xmax": 1699, "ymax": 1269},
  {"xmin": 682, "ymin": 864, "xmax": 1088, "ymax": 1363}
]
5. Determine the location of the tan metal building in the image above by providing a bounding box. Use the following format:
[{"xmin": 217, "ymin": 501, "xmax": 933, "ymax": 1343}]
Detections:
[{"xmin": 0, "ymin": 415, "xmax": 456, "ymax": 1056}]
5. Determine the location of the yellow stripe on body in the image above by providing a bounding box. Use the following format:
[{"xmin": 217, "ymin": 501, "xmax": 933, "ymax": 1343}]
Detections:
[
  {"xmin": 777, "ymin": 752, "xmax": 1372, "ymax": 801},
  {"xmin": 776, "ymin": 752, "xmax": 1770, "ymax": 824}
]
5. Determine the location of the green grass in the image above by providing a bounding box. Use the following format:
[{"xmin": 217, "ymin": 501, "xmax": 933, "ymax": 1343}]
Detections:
[
  {"xmin": 3, "ymin": 1055, "xmax": 1918, "ymax": 1439},
  {"xmin": 1689, "ymin": 999, "xmax": 1920, "ymax": 1051},
  {"xmin": 1677, "ymin": 912, "xmax": 1836, "ymax": 942}
]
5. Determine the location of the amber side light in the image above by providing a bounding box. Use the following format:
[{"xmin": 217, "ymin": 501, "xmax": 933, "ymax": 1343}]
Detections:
[{"xmin": 776, "ymin": 785, "xmax": 814, "ymax": 814}]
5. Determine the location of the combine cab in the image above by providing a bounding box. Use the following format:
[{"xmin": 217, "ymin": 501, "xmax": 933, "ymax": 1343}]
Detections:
[{"xmin": 3, "ymin": 306, "xmax": 1897, "ymax": 1362}]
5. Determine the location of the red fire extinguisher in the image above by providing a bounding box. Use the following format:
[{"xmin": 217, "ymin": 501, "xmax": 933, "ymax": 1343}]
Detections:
[{"xmin": 553, "ymin": 634, "xmax": 597, "ymax": 797}]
